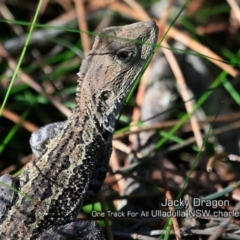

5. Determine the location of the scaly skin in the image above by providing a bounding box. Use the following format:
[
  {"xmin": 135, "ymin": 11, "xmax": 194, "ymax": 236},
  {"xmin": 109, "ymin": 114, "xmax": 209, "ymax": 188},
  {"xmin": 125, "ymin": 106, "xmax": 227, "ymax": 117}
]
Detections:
[{"xmin": 0, "ymin": 20, "xmax": 158, "ymax": 240}]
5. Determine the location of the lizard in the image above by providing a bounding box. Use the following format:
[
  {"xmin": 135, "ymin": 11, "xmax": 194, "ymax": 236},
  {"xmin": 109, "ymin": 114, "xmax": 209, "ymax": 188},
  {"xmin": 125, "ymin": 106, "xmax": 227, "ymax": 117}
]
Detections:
[{"xmin": 0, "ymin": 20, "xmax": 158, "ymax": 240}]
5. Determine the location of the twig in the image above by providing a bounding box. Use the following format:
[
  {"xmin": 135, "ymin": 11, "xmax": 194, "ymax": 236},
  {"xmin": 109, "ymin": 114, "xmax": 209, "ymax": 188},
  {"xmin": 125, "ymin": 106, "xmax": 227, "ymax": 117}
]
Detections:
[
  {"xmin": 74, "ymin": 0, "xmax": 91, "ymax": 56},
  {"xmin": 114, "ymin": 112, "xmax": 240, "ymax": 139},
  {"xmin": 0, "ymin": 44, "xmax": 71, "ymax": 117},
  {"xmin": 165, "ymin": 27, "xmax": 239, "ymax": 77},
  {"xmin": 208, "ymin": 201, "xmax": 240, "ymax": 240},
  {"xmin": 226, "ymin": 0, "xmax": 240, "ymax": 25},
  {"xmin": 162, "ymin": 40, "xmax": 203, "ymax": 149}
]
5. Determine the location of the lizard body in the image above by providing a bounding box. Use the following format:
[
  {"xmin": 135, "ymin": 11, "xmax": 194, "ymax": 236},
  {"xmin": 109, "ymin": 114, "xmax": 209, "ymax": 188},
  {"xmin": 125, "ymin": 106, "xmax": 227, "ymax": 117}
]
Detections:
[{"xmin": 0, "ymin": 20, "xmax": 158, "ymax": 239}]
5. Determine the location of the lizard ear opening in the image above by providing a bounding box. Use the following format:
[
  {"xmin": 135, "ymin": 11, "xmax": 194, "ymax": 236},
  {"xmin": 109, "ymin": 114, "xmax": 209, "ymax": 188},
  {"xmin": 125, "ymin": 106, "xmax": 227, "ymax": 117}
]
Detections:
[{"xmin": 100, "ymin": 90, "xmax": 113, "ymax": 102}]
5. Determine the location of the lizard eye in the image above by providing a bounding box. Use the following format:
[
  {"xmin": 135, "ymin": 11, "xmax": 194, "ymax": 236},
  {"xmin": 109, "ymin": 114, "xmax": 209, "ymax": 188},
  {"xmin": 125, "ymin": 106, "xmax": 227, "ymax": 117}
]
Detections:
[{"xmin": 116, "ymin": 49, "xmax": 135, "ymax": 64}]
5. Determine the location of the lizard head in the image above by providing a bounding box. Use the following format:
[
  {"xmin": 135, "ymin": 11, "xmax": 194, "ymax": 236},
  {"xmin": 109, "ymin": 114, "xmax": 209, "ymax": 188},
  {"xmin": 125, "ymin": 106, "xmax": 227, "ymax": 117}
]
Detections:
[{"xmin": 77, "ymin": 20, "xmax": 158, "ymax": 132}]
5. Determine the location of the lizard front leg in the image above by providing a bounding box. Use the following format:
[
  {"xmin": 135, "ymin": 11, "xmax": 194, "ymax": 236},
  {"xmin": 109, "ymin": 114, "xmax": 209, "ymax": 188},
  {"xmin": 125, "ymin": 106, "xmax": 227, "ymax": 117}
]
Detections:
[
  {"xmin": 0, "ymin": 122, "xmax": 65, "ymax": 220},
  {"xmin": 30, "ymin": 121, "xmax": 65, "ymax": 157}
]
